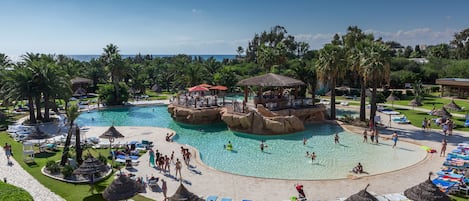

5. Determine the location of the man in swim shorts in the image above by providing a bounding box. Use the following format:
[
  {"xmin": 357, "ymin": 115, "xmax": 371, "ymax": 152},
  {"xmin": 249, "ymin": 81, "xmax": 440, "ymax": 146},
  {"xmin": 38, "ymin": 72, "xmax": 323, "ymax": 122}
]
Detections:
[
  {"xmin": 4, "ymin": 143, "xmax": 11, "ymax": 161},
  {"xmin": 334, "ymin": 133, "xmax": 339, "ymax": 144},
  {"xmin": 392, "ymin": 132, "xmax": 398, "ymax": 148}
]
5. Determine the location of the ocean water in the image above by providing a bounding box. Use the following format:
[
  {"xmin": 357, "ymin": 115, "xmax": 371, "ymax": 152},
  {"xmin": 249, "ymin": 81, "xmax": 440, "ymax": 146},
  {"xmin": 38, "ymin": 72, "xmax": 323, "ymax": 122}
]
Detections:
[{"xmin": 68, "ymin": 54, "xmax": 236, "ymax": 62}]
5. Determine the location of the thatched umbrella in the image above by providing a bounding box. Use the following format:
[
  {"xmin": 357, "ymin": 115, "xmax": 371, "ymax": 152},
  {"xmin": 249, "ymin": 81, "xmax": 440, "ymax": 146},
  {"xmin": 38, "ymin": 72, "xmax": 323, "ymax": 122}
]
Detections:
[
  {"xmin": 151, "ymin": 84, "xmax": 162, "ymax": 92},
  {"xmin": 237, "ymin": 73, "xmax": 305, "ymax": 87},
  {"xmin": 102, "ymin": 175, "xmax": 141, "ymax": 201},
  {"xmin": 99, "ymin": 126, "xmax": 125, "ymax": 149},
  {"xmin": 73, "ymin": 155, "xmax": 108, "ymax": 176},
  {"xmin": 409, "ymin": 98, "xmax": 423, "ymax": 107},
  {"xmin": 444, "ymin": 99, "xmax": 462, "ymax": 111},
  {"xmin": 433, "ymin": 107, "xmax": 452, "ymax": 118},
  {"xmin": 404, "ymin": 172, "xmax": 450, "ymax": 201},
  {"xmin": 168, "ymin": 184, "xmax": 204, "ymax": 201},
  {"xmin": 386, "ymin": 94, "xmax": 400, "ymax": 108},
  {"xmin": 74, "ymin": 155, "xmax": 109, "ymax": 192},
  {"xmin": 345, "ymin": 184, "xmax": 378, "ymax": 201}
]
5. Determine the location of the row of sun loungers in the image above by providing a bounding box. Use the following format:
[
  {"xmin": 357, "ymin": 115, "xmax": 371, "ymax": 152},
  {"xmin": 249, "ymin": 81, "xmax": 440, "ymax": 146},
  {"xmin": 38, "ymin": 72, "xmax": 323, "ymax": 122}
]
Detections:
[{"xmin": 432, "ymin": 142, "xmax": 469, "ymax": 194}]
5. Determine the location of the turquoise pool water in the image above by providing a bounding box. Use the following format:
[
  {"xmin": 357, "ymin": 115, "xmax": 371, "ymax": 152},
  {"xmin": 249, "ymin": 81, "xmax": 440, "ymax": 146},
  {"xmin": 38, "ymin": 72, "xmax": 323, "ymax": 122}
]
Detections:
[{"xmin": 76, "ymin": 106, "xmax": 426, "ymax": 180}]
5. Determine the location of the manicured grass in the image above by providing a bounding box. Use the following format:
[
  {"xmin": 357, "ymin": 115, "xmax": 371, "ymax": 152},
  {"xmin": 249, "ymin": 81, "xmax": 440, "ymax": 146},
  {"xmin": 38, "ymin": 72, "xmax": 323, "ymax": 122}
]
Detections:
[
  {"xmin": 145, "ymin": 90, "xmax": 171, "ymax": 100},
  {"xmin": 391, "ymin": 107, "xmax": 469, "ymax": 132},
  {"xmin": 0, "ymin": 182, "xmax": 33, "ymax": 201},
  {"xmin": 391, "ymin": 96, "xmax": 469, "ymax": 116},
  {"xmin": 0, "ymin": 133, "xmax": 155, "ymax": 201}
]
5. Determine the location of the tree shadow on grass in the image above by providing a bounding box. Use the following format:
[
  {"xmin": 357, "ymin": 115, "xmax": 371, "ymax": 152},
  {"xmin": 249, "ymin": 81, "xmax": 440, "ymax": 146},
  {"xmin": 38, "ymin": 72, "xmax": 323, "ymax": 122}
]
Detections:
[
  {"xmin": 34, "ymin": 151, "xmax": 57, "ymax": 158},
  {"xmin": 25, "ymin": 161, "xmax": 38, "ymax": 168},
  {"xmin": 82, "ymin": 193, "xmax": 105, "ymax": 201}
]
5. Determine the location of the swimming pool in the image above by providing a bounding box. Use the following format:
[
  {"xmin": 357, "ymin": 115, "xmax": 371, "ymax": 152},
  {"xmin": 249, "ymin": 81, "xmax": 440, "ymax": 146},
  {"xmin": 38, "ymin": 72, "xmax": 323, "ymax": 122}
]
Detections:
[{"xmin": 76, "ymin": 105, "xmax": 426, "ymax": 180}]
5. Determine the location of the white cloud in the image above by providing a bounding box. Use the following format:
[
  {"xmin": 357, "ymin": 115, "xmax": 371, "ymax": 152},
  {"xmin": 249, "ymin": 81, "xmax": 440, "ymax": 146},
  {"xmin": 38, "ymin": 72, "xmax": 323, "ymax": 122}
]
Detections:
[{"xmin": 365, "ymin": 28, "xmax": 456, "ymax": 46}]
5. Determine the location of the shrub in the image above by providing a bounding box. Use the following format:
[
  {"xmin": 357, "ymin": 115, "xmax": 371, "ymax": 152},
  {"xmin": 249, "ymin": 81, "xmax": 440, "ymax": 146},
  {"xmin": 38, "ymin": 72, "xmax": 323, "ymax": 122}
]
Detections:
[
  {"xmin": 45, "ymin": 160, "xmax": 60, "ymax": 174},
  {"xmin": 97, "ymin": 83, "xmax": 129, "ymax": 106},
  {"xmin": 405, "ymin": 90, "xmax": 414, "ymax": 96},
  {"xmin": 98, "ymin": 154, "xmax": 107, "ymax": 164},
  {"xmin": 61, "ymin": 165, "xmax": 74, "ymax": 178}
]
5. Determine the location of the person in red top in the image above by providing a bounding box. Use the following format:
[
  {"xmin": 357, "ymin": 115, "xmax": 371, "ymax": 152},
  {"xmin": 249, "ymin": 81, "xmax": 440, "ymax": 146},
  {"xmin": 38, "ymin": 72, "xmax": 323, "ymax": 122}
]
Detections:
[{"xmin": 295, "ymin": 184, "xmax": 306, "ymax": 198}]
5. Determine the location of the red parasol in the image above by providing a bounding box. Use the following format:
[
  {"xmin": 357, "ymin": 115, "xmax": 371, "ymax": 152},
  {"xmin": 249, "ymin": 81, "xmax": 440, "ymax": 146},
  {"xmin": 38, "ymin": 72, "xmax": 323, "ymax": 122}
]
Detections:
[
  {"xmin": 197, "ymin": 83, "xmax": 212, "ymax": 88},
  {"xmin": 209, "ymin": 85, "xmax": 228, "ymax": 91},
  {"xmin": 188, "ymin": 86, "xmax": 209, "ymax": 92}
]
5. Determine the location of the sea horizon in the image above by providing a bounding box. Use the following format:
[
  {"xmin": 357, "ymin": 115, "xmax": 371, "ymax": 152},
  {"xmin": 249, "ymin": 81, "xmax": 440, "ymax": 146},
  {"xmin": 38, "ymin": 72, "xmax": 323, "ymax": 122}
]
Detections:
[{"xmin": 67, "ymin": 54, "xmax": 237, "ymax": 62}]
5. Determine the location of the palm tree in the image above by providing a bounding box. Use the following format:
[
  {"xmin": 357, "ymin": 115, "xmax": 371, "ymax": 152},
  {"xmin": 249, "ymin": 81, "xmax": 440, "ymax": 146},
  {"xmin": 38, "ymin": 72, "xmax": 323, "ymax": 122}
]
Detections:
[
  {"xmin": 286, "ymin": 59, "xmax": 316, "ymax": 99},
  {"xmin": 60, "ymin": 104, "xmax": 80, "ymax": 166},
  {"xmin": 0, "ymin": 53, "xmax": 12, "ymax": 69},
  {"xmin": 101, "ymin": 44, "xmax": 126, "ymax": 105},
  {"xmin": 316, "ymin": 44, "xmax": 347, "ymax": 119},
  {"xmin": 361, "ymin": 41, "xmax": 391, "ymax": 127},
  {"xmin": 343, "ymin": 26, "xmax": 374, "ymax": 122},
  {"xmin": 1, "ymin": 65, "xmax": 37, "ymax": 123}
]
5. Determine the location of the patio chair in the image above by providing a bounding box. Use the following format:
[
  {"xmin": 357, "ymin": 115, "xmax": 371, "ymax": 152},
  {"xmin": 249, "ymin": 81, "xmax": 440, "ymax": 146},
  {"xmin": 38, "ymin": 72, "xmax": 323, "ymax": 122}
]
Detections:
[
  {"xmin": 220, "ymin": 198, "xmax": 232, "ymax": 201},
  {"xmin": 205, "ymin": 195, "xmax": 218, "ymax": 201}
]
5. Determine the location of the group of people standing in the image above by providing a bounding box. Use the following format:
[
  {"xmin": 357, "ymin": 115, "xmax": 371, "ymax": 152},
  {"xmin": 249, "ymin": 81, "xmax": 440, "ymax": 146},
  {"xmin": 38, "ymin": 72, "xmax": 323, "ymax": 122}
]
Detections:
[
  {"xmin": 362, "ymin": 129, "xmax": 379, "ymax": 144},
  {"xmin": 423, "ymin": 117, "xmax": 454, "ymax": 136}
]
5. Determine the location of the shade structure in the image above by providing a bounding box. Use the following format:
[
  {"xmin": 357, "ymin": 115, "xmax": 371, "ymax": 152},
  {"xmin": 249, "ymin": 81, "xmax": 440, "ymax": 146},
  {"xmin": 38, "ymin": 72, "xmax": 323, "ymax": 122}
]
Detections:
[
  {"xmin": 73, "ymin": 87, "xmax": 87, "ymax": 97},
  {"xmin": 70, "ymin": 77, "xmax": 93, "ymax": 85},
  {"xmin": 197, "ymin": 83, "xmax": 212, "ymax": 88},
  {"xmin": 345, "ymin": 184, "xmax": 378, "ymax": 201},
  {"xmin": 386, "ymin": 94, "xmax": 400, "ymax": 102},
  {"xmin": 99, "ymin": 126, "xmax": 125, "ymax": 139},
  {"xmin": 73, "ymin": 156, "xmax": 108, "ymax": 176},
  {"xmin": 151, "ymin": 84, "xmax": 161, "ymax": 92},
  {"xmin": 168, "ymin": 184, "xmax": 204, "ymax": 201},
  {"xmin": 408, "ymin": 98, "xmax": 423, "ymax": 107},
  {"xmin": 433, "ymin": 107, "xmax": 452, "ymax": 117},
  {"xmin": 236, "ymin": 73, "xmax": 305, "ymax": 87},
  {"xmin": 209, "ymin": 85, "xmax": 228, "ymax": 91},
  {"xmin": 404, "ymin": 173, "xmax": 450, "ymax": 201},
  {"xmin": 25, "ymin": 130, "xmax": 52, "ymax": 140},
  {"xmin": 102, "ymin": 175, "xmax": 141, "ymax": 201},
  {"xmin": 188, "ymin": 86, "xmax": 209, "ymax": 92},
  {"xmin": 444, "ymin": 99, "xmax": 462, "ymax": 111}
]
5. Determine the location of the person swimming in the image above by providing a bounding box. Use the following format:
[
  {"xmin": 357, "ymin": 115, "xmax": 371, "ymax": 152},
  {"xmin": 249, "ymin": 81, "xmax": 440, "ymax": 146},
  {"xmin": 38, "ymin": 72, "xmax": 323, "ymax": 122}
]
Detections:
[{"xmin": 352, "ymin": 162, "xmax": 363, "ymax": 174}]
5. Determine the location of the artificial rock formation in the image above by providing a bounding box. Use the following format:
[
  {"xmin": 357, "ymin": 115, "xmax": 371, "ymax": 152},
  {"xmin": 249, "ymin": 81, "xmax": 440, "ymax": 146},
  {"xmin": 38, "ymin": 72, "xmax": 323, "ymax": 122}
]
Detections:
[
  {"xmin": 167, "ymin": 104, "xmax": 221, "ymax": 124},
  {"xmin": 221, "ymin": 105, "xmax": 315, "ymax": 135}
]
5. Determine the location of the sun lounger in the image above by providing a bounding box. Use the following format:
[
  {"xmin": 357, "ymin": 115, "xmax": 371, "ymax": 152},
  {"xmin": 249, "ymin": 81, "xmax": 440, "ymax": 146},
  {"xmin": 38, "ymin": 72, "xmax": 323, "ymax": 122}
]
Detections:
[
  {"xmin": 206, "ymin": 195, "xmax": 218, "ymax": 201},
  {"xmin": 383, "ymin": 193, "xmax": 410, "ymax": 201},
  {"xmin": 220, "ymin": 198, "xmax": 232, "ymax": 201}
]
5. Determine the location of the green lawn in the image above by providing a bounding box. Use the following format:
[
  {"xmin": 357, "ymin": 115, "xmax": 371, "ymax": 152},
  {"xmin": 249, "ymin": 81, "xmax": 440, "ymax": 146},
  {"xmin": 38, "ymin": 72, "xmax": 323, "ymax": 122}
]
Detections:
[
  {"xmin": 0, "ymin": 133, "xmax": 155, "ymax": 201},
  {"xmin": 391, "ymin": 96, "xmax": 469, "ymax": 116},
  {"xmin": 0, "ymin": 182, "xmax": 33, "ymax": 201},
  {"xmin": 391, "ymin": 107, "xmax": 469, "ymax": 132}
]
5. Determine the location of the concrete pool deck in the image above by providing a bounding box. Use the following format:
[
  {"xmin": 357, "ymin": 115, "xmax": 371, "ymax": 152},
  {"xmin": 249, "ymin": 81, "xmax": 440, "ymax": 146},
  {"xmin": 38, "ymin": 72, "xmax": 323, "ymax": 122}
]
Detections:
[
  {"xmin": 2, "ymin": 102, "xmax": 468, "ymax": 201},
  {"xmin": 80, "ymin": 113, "xmax": 467, "ymax": 201}
]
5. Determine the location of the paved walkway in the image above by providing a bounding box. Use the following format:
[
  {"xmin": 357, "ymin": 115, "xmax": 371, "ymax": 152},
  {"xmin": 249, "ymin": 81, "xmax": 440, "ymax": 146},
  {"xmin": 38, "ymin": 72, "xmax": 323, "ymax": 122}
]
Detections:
[{"xmin": 0, "ymin": 145, "xmax": 64, "ymax": 201}]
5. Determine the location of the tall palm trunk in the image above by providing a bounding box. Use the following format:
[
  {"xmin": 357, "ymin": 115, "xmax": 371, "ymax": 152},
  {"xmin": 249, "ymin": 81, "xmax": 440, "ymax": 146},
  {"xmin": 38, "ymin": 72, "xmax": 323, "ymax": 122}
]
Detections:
[
  {"xmin": 35, "ymin": 95, "xmax": 43, "ymax": 121},
  {"xmin": 75, "ymin": 126, "xmax": 83, "ymax": 165},
  {"xmin": 370, "ymin": 80, "xmax": 378, "ymax": 129},
  {"xmin": 60, "ymin": 123, "xmax": 74, "ymax": 166},
  {"xmin": 44, "ymin": 95, "xmax": 50, "ymax": 122},
  {"xmin": 330, "ymin": 79, "xmax": 337, "ymax": 120},
  {"xmin": 359, "ymin": 78, "xmax": 366, "ymax": 121},
  {"xmin": 113, "ymin": 79, "xmax": 121, "ymax": 104},
  {"xmin": 27, "ymin": 96, "xmax": 36, "ymax": 124}
]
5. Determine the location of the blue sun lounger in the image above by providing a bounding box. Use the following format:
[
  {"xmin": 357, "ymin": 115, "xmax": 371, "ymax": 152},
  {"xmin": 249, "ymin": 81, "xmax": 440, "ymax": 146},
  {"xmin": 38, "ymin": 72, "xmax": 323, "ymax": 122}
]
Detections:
[
  {"xmin": 220, "ymin": 198, "xmax": 232, "ymax": 201},
  {"xmin": 206, "ymin": 195, "xmax": 218, "ymax": 201}
]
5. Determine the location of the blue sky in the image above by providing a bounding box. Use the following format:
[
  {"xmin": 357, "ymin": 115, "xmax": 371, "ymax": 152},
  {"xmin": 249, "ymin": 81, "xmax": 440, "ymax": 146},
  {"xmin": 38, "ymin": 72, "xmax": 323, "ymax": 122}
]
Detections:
[{"xmin": 1, "ymin": 0, "xmax": 468, "ymax": 57}]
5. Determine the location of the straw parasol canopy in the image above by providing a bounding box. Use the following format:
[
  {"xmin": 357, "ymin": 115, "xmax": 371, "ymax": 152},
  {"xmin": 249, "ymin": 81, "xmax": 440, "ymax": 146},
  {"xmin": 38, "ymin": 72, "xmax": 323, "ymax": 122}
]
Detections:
[
  {"xmin": 345, "ymin": 184, "xmax": 378, "ymax": 201},
  {"xmin": 188, "ymin": 86, "xmax": 209, "ymax": 92},
  {"xmin": 236, "ymin": 73, "xmax": 305, "ymax": 87},
  {"xmin": 168, "ymin": 184, "xmax": 204, "ymax": 201},
  {"xmin": 151, "ymin": 84, "xmax": 162, "ymax": 92},
  {"xmin": 99, "ymin": 126, "xmax": 125, "ymax": 139},
  {"xmin": 102, "ymin": 175, "xmax": 141, "ymax": 201},
  {"xmin": 73, "ymin": 155, "xmax": 108, "ymax": 176},
  {"xmin": 386, "ymin": 94, "xmax": 400, "ymax": 102},
  {"xmin": 408, "ymin": 98, "xmax": 423, "ymax": 107},
  {"xmin": 433, "ymin": 107, "xmax": 452, "ymax": 117},
  {"xmin": 444, "ymin": 99, "xmax": 462, "ymax": 111},
  {"xmin": 71, "ymin": 77, "xmax": 93, "ymax": 85},
  {"xmin": 404, "ymin": 172, "xmax": 450, "ymax": 201}
]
